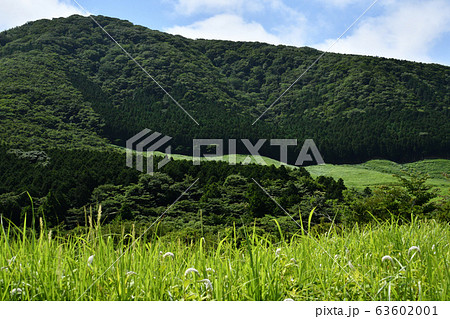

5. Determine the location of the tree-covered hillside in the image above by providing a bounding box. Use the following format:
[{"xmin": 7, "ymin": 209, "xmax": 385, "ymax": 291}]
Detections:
[{"xmin": 0, "ymin": 15, "xmax": 449, "ymax": 163}]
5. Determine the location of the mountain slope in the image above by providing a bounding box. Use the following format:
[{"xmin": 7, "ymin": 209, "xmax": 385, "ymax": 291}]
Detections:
[{"xmin": 0, "ymin": 15, "xmax": 448, "ymax": 163}]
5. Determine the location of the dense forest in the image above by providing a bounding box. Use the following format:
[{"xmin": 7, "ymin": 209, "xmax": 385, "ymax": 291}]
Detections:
[{"xmin": 0, "ymin": 15, "xmax": 449, "ymax": 163}]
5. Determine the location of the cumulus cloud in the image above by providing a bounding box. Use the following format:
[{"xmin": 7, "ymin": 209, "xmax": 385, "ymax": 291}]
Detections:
[
  {"xmin": 315, "ymin": 0, "xmax": 450, "ymax": 63},
  {"xmin": 166, "ymin": 14, "xmax": 282, "ymax": 44},
  {"xmin": 166, "ymin": 0, "xmax": 309, "ymax": 46},
  {"xmin": 0, "ymin": 0, "xmax": 83, "ymax": 31}
]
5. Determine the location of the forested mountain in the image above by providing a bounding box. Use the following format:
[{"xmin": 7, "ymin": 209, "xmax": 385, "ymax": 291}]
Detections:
[
  {"xmin": 0, "ymin": 15, "xmax": 449, "ymax": 163},
  {"xmin": 0, "ymin": 15, "xmax": 448, "ymax": 231}
]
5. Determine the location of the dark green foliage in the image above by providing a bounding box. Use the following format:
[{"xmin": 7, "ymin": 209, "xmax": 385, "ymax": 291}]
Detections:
[
  {"xmin": 343, "ymin": 171, "xmax": 443, "ymax": 224},
  {"xmin": 0, "ymin": 15, "xmax": 448, "ymax": 162}
]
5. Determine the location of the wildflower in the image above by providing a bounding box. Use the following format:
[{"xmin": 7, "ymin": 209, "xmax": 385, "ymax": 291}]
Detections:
[
  {"xmin": 162, "ymin": 252, "xmax": 174, "ymax": 258},
  {"xmin": 284, "ymin": 298, "xmax": 294, "ymax": 301},
  {"xmin": 10, "ymin": 288, "xmax": 22, "ymax": 296},
  {"xmin": 126, "ymin": 271, "xmax": 137, "ymax": 276},
  {"xmin": 87, "ymin": 255, "xmax": 94, "ymax": 267},
  {"xmin": 408, "ymin": 246, "xmax": 421, "ymax": 254},
  {"xmin": 382, "ymin": 255, "xmax": 393, "ymax": 263},
  {"xmin": 198, "ymin": 279, "xmax": 213, "ymax": 292},
  {"xmin": 206, "ymin": 268, "xmax": 215, "ymax": 273},
  {"xmin": 185, "ymin": 267, "xmax": 199, "ymax": 276},
  {"xmin": 275, "ymin": 248, "xmax": 281, "ymax": 256}
]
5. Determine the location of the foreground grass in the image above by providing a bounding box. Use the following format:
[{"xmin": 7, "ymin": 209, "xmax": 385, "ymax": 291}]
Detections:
[{"xmin": 1, "ymin": 219, "xmax": 449, "ymax": 301}]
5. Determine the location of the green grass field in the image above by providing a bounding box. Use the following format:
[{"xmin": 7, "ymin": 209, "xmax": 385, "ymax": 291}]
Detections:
[
  {"xmin": 1, "ymin": 217, "xmax": 448, "ymax": 301},
  {"xmin": 305, "ymin": 159, "xmax": 449, "ymax": 197}
]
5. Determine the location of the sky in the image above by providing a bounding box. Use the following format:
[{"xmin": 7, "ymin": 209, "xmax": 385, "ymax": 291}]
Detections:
[{"xmin": 0, "ymin": 0, "xmax": 449, "ymax": 66}]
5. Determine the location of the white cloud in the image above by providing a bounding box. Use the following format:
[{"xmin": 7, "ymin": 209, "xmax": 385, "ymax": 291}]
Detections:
[
  {"xmin": 166, "ymin": 14, "xmax": 282, "ymax": 44},
  {"xmin": 172, "ymin": 0, "xmax": 266, "ymax": 15},
  {"xmin": 315, "ymin": 0, "xmax": 450, "ymax": 63},
  {"xmin": 167, "ymin": 0, "xmax": 309, "ymax": 46},
  {"xmin": 0, "ymin": 0, "xmax": 83, "ymax": 31},
  {"xmin": 320, "ymin": 0, "xmax": 360, "ymax": 7}
]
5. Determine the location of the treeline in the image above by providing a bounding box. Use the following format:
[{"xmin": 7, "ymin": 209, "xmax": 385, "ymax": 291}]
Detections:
[
  {"xmin": 0, "ymin": 15, "xmax": 448, "ymax": 163},
  {"xmin": 0, "ymin": 147, "xmax": 446, "ymax": 240}
]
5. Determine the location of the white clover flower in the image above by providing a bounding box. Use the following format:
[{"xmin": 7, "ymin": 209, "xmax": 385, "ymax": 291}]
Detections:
[
  {"xmin": 283, "ymin": 298, "xmax": 294, "ymax": 301},
  {"xmin": 185, "ymin": 267, "xmax": 199, "ymax": 276},
  {"xmin": 206, "ymin": 268, "xmax": 215, "ymax": 273},
  {"xmin": 382, "ymin": 255, "xmax": 393, "ymax": 263},
  {"xmin": 408, "ymin": 246, "xmax": 421, "ymax": 254},
  {"xmin": 126, "ymin": 271, "xmax": 137, "ymax": 276},
  {"xmin": 275, "ymin": 248, "xmax": 281, "ymax": 256},
  {"xmin": 87, "ymin": 255, "xmax": 94, "ymax": 267},
  {"xmin": 162, "ymin": 252, "xmax": 174, "ymax": 258},
  {"xmin": 10, "ymin": 288, "xmax": 22, "ymax": 296},
  {"xmin": 198, "ymin": 279, "xmax": 213, "ymax": 292}
]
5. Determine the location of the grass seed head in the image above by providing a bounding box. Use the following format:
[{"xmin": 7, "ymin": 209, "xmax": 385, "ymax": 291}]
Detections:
[
  {"xmin": 275, "ymin": 248, "xmax": 281, "ymax": 256},
  {"xmin": 348, "ymin": 261, "xmax": 356, "ymax": 271},
  {"xmin": 10, "ymin": 288, "xmax": 22, "ymax": 296},
  {"xmin": 382, "ymin": 255, "xmax": 393, "ymax": 263},
  {"xmin": 87, "ymin": 255, "xmax": 95, "ymax": 266},
  {"xmin": 7, "ymin": 256, "xmax": 16, "ymax": 266},
  {"xmin": 408, "ymin": 246, "xmax": 421, "ymax": 254},
  {"xmin": 198, "ymin": 278, "xmax": 213, "ymax": 292},
  {"xmin": 185, "ymin": 267, "xmax": 199, "ymax": 276},
  {"xmin": 162, "ymin": 252, "xmax": 174, "ymax": 258},
  {"xmin": 126, "ymin": 271, "xmax": 137, "ymax": 276}
]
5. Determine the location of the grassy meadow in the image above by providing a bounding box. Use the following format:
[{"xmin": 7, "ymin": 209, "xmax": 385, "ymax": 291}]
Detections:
[
  {"xmin": 1, "ymin": 214, "xmax": 448, "ymax": 301},
  {"xmin": 126, "ymin": 147, "xmax": 450, "ymax": 197}
]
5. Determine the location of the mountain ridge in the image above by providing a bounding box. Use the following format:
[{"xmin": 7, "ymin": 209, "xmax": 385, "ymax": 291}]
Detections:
[{"xmin": 0, "ymin": 15, "xmax": 448, "ymax": 163}]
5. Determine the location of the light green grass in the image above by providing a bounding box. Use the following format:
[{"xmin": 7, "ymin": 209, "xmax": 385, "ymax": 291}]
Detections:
[
  {"xmin": 114, "ymin": 145, "xmax": 449, "ymax": 195},
  {"xmin": 124, "ymin": 145, "xmax": 450, "ymax": 196},
  {"xmin": 1, "ymin": 216, "xmax": 448, "ymax": 301},
  {"xmin": 305, "ymin": 159, "xmax": 450, "ymax": 197}
]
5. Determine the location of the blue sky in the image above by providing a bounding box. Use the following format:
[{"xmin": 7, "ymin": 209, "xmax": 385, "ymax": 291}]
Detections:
[{"xmin": 1, "ymin": 0, "xmax": 449, "ymax": 65}]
